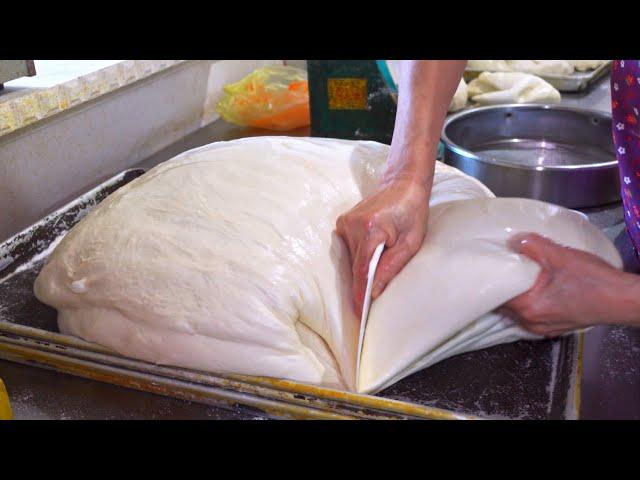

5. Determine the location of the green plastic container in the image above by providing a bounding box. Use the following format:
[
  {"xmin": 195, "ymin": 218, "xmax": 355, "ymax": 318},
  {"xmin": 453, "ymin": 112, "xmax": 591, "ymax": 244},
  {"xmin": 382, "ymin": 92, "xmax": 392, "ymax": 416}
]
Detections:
[
  {"xmin": 307, "ymin": 60, "xmax": 445, "ymax": 156},
  {"xmin": 307, "ymin": 60, "xmax": 397, "ymax": 144}
]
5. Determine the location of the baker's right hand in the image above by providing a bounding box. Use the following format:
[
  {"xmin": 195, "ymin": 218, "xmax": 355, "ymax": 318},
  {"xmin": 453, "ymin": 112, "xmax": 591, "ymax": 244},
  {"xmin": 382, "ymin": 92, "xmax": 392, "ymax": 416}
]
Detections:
[{"xmin": 336, "ymin": 177, "xmax": 430, "ymax": 318}]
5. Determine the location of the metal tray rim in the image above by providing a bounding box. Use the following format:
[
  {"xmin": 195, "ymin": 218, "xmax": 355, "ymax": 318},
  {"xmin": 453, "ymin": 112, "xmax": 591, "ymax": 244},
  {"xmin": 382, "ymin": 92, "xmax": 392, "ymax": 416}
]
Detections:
[
  {"xmin": 442, "ymin": 103, "xmax": 617, "ymax": 172},
  {"xmin": 0, "ymin": 168, "xmax": 147, "ymax": 278},
  {"xmin": 0, "ymin": 321, "xmax": 480, "ymax": 420}
]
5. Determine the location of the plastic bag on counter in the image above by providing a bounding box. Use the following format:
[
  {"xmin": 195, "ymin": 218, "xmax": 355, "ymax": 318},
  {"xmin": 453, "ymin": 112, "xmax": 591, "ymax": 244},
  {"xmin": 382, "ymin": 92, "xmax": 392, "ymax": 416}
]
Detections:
[{"xmin": 216, "ymin": 66, "xmax": 310, "ymax": 131}]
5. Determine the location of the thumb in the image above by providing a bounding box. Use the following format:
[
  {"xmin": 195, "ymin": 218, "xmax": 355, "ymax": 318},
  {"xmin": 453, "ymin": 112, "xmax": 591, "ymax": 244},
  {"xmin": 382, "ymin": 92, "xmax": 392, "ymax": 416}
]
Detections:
[
  {"xmin": 507, "ymin": 232, "xmax": 563, "ymax": 270},
  {"xmin": 371, "ymin": 233, "xmax": 424, "ymax": 299}
]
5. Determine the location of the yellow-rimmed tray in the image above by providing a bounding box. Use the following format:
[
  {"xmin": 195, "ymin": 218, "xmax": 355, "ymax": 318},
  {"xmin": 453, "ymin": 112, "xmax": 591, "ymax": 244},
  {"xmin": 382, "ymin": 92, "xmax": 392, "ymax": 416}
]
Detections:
[
  {"xmin": 0, "ymin": 378, "xmax": 12, "ymax": 420},
  {"xmin": 0, "ymin": 169, "xmax": 583, "ymax": 420}
]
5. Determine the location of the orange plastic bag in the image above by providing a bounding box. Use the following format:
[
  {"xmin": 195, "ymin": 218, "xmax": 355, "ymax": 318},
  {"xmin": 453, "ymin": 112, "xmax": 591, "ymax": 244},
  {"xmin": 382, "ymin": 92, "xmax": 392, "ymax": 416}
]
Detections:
[{"xmin": 216, "ymin": 66, "xmax": 310, "ymax": 131}]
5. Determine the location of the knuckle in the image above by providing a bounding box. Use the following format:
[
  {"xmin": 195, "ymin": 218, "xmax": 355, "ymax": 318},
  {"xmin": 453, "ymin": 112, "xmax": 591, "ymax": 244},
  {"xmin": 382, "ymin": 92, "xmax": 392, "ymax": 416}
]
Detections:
[
  {"xmin": 404, "ymin": 233, "xmax": 423, "ymax": 251},
  {"xmin": 336, "ymin": 214, "xmax": 352, "ymax": 233},
  {"xmin": 367, "ymin": 214, "xmax": 382, "ymax": 229},
  {"xmin": 514, "ymin": 294, "xmax": 543, "ymax": 318}
]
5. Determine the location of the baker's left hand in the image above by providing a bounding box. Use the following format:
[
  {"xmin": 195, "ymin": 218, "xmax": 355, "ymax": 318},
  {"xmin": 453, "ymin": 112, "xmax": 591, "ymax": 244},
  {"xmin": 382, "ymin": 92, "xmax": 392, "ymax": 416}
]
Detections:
[
  {"xmin": 336, "ymin": 177, "xmax": 430, "ymax": 318},
  {"xmin": 500, "ymin": 233, "xmax": 640, "ymax": 337}
]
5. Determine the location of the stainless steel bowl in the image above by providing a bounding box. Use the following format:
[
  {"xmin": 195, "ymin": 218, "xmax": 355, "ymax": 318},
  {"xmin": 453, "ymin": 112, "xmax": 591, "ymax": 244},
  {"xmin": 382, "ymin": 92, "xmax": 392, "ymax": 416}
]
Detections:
[{"xmin": 442, "ymin": 104, "xmax": 620, "ymax": 208}]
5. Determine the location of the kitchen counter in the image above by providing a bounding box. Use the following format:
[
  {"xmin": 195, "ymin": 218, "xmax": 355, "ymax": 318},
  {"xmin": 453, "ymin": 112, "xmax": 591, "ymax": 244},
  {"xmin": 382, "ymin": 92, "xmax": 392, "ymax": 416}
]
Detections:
[{"xmin": 2, "ymin": 74, "xmax": 638, "ymax": 420}]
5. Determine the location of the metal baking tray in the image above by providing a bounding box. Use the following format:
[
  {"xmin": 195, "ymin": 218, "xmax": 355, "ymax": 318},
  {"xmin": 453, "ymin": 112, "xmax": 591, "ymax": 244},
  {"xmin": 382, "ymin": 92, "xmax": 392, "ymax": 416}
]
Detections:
[
  {"xmin": 442, "ymin": 104, "xmax": 620, "ymax": 209},
  {"xmin": 0, "ymin": 169, "xmax": 584, "ymax": 419},
  {"xmin": 464, "ymin": 61, "xmax": 612, "ymax": 93}
]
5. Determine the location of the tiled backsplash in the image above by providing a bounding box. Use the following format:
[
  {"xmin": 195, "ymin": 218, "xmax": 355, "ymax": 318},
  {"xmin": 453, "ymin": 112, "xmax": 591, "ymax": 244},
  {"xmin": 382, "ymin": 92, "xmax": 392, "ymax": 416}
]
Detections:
[{"xmin": 0, "ymin": 60, "xmax": 185, "ymax": 137}]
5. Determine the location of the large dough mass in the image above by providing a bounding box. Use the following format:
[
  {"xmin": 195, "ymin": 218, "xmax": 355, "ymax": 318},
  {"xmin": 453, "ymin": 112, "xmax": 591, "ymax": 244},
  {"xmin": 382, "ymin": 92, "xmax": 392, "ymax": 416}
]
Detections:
[{"xmin": 34, "ymin": 137, "xmax": 622, "ymax": 393}]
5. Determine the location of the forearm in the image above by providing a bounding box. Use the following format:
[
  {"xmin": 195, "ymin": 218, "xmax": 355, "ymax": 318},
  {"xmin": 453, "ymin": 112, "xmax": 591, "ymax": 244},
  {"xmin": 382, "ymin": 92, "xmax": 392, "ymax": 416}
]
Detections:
[{"xmin": 383, "ymin": 60, "xmax": 467, "ymax": 191}]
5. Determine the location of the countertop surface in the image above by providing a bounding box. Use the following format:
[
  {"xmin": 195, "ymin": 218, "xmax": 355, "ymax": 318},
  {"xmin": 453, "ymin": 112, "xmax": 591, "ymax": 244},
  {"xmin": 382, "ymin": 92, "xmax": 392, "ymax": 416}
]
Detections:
[{"xmin": 2, "ymin": 74, "xmax": 639, "ymax": 420}]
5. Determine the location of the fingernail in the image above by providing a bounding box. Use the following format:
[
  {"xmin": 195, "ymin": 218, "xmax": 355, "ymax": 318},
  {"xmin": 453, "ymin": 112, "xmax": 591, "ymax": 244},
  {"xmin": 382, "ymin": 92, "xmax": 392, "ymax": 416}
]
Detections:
[
  {"xmin": 507, "ymin": 233, "xmax": 529, "ymax": 253},
  {"xmin": 372, "ymin": 283, "xmax": 384, "ymax": 298}
]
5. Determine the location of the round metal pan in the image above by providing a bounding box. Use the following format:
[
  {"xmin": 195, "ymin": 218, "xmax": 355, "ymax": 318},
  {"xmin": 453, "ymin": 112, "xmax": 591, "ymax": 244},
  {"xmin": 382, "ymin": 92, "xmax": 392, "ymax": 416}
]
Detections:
[{"xmin": 441, "ymin": 104, "xmax": 620, "ymax": 208}]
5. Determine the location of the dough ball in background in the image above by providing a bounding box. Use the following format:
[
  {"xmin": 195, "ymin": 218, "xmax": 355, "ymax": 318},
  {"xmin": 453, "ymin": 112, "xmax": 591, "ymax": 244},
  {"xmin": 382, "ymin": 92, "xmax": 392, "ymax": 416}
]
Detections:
[
  {"xmin": 468, "ymin": 60, "xmax": 584, "ymax": 76},
  {"xmin": 569, "ymin": 60, "xmax": 608, "ymax": 71},
  {"xmin": 468, "ymin": 71, "xmax": 561, "ymax": 105},
  {"xmin": 510, "ymin": 60, "xmax": 574, "ymax": 76},
  {"xmin": 448, "ymin": 78, "xmax": 468, "ymax": 112},
  {"xmin": 467, "ymin": 60, "xmax": 511, "ymax": 72}
]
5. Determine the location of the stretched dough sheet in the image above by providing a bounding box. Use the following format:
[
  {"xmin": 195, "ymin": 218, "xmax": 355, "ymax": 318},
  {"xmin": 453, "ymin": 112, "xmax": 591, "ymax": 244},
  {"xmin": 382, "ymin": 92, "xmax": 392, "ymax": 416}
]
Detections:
[
  {"xmin": 33, "ymin": 137, "xmax": 622, "ymax": 394},
  {"xmin": 359, "ymin": 198, "xmax": 621, "ymax": 393}
]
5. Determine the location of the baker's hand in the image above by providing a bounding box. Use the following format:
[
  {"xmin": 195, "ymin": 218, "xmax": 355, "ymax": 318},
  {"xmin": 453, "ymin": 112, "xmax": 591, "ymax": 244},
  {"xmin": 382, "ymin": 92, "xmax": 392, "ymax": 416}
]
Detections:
[
  {"xmin": 500, "ymin": 233, "xmax": 640, "ymax": 336},
  {"xmin": 336, "ymin": 177, "xmax": 430, "ymax": 317}
]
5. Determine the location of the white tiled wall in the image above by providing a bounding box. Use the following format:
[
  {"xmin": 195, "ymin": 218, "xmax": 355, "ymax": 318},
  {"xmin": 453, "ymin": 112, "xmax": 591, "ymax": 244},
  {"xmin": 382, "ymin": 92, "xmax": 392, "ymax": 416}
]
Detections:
[{"xmin": 0, "ymin": 60, "xmax": 284, "ymax": 241}]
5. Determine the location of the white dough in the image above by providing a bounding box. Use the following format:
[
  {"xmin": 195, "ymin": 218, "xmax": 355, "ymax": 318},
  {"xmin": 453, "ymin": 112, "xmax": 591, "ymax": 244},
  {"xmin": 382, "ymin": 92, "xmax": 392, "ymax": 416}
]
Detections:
[
  {"xmin": 448, "ymin": 79, "xmax": 468, "ymax": 112},
  {"xmin": 569, "ymin": 60, "xmax": 608, "ymax": 71},
  {"xmin": 508, "ymin": 60, "xmax": 574, "ymax": 76},
  {"xmin": 467, "ymin": 60, "xmax": 511, "ymax": 72},
  {"xmin": 468, "ymin": 60, "xmax": 574, "ymax": 76},
  {"xmin": 468, "ymin": 72, "xmax": 561, "ymax": 105},
  {"xmin": 33, "ymin": 137, "xmax": 622, "ymax": 394}
]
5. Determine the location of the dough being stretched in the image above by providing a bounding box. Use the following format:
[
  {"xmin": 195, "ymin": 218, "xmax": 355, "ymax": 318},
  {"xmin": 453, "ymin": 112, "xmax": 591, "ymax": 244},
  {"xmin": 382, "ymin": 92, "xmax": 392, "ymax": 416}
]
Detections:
[{"xmin": 33, "ymin": 137, "xmax": 621, "ymax": 393}]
